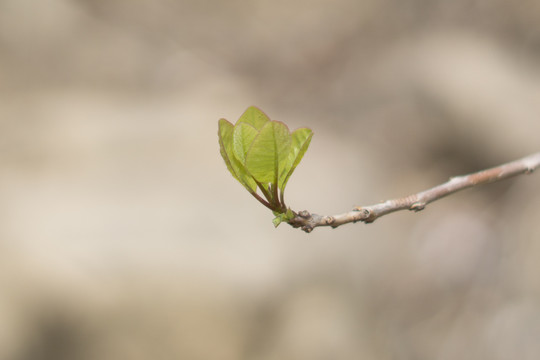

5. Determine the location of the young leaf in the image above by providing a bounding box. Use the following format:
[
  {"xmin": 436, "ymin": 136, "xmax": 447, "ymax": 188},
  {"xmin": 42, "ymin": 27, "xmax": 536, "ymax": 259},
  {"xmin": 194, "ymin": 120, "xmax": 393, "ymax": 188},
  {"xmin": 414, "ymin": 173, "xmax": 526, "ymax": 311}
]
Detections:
[
  {"xmin": 218, "ymin": 119, "xmax": 257, "ymax": 193},
  {"xmin": 279, "ymin": 128, "xmax": 313, "ymax": 192},
  {"xmin": 218, "ymin": 119, "xmax": 238, "ymax": 179},
  {"xmin": 272, "ymin": 213, "xmax": 285, "ymax": 227},
  {"xmin": 237, "ymin": 106, "xmax": 270, "ymax": 131},
  {"xmin": 232, "ymin": 122, "xmax": 258, "ymax": 165},
  {"xmin": 245, "ymin": 121, "xmax": 292, "ymax": 185},
  {"xmin": 272, "ymin": 208, "xmax": 295, "ymax": 227},
  {"xmin": 219, "ymin": 107, "xmax": 313, "ymax": 224}
]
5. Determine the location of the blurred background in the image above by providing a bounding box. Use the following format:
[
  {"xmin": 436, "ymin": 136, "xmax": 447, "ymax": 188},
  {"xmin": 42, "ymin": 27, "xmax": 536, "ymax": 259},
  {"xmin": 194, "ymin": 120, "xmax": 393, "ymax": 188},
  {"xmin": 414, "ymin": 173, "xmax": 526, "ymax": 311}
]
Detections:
[{"xmin": 1, "ymin": 0, "xmax": 540, "ymax": 359}]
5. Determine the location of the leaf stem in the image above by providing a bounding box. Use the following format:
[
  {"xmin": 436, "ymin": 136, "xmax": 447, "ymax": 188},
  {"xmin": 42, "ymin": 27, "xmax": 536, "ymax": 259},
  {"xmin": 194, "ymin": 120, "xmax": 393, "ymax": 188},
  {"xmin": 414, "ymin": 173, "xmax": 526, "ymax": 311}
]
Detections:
[
  {"xmin": 272, "ymin": 180, "xmax": 280, "ymax": 210},
  {"xmin": 251, "ymin": 192, "xmax": 274, "ymax": 211},
  {"xmin": 254, "ymin": 180, "xmax": 274, "ymax": 207}
]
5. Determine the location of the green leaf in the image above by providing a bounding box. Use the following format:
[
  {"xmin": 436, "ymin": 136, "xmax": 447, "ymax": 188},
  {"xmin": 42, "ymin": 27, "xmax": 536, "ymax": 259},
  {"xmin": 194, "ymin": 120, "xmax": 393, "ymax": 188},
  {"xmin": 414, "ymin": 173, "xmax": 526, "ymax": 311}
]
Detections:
[
  {"xmin": 245, "ymin": 121, "xmax": 292, "ymax": 185},
  {"xmin": 218, "ymin": 119, "xmax": 237, "ymax": 179},
  {"xmin": 218, "ymin": 119, "xmax": 257, "ymax": 193},
  {"xmin": 279, "ymin": 128, "xmax": 313, "ymax": 192},
  {"xmin": 232, "ymin": 122, "xmax": 258, "ymax": 165},
  {"xmin": 237, "ymin": 106, "xmax": 270, "ymax": 131},
  {"xmin": 219, "ymin": 107, "xmax": 314, "ymax": 224}
]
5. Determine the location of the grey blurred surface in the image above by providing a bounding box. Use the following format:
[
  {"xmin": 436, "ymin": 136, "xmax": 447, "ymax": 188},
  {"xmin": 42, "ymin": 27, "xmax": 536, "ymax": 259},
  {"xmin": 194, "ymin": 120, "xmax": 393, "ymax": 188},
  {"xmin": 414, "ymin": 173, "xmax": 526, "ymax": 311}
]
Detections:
[{"xmin": 1, "ymin": 0, "xmax": 540, "ymax": 359}]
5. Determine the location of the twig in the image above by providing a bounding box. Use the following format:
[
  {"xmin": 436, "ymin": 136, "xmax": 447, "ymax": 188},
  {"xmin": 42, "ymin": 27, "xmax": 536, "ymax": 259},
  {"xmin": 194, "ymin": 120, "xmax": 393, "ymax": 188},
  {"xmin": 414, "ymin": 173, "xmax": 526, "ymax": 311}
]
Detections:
[{"xmin": 288, "ymin": 152, "xmax": 540, "ymax": 233}]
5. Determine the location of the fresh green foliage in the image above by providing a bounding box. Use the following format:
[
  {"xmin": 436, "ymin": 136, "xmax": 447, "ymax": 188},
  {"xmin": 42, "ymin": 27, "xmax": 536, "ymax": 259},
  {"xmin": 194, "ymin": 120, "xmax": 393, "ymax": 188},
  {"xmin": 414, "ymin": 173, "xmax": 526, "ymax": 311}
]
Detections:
[{"xmin": 218, "ymin": 106, "xmax": 313, "ymax": 227}]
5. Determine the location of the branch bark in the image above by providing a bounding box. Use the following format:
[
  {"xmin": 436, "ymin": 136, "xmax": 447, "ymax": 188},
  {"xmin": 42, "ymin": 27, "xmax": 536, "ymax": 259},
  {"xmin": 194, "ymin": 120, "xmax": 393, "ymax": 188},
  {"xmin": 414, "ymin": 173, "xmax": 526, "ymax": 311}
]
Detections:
[{"xmin": 288, "ymin": 152, "xmax": 540, "ymax": 233}]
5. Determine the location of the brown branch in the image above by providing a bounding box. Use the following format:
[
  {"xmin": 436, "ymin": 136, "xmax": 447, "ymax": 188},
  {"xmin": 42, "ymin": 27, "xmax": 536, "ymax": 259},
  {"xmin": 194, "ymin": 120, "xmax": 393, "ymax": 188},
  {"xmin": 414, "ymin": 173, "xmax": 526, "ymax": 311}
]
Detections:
[{"xmin": 288, "ymin": 152, "xmax": 540, "ymax": 233}]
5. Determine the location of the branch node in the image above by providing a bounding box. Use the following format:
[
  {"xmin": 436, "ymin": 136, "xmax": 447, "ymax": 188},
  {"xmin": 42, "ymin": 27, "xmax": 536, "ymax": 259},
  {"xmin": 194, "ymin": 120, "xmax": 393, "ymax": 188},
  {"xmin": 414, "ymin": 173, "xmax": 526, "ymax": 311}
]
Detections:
[
  {"xmin": 363, "ymin": 209, "xmax": 377, "ymax": 223},
  {"xmin": 353, "ymin": 206, "xmax": 367, "ymax": 214},
  {"xmin": 410, "ymin": 202, "xmax": 426, "ymax": 211},
  {"xmin": 298, "ymin": 210, "xmax": 311, "ymax": 218},
  {"xmin": 325, "ymin": 216, "xmax": 335, "ymax": 225},
  {"xmin": 353, "ymin": 207, "xmax": 374, "ymax": 222}
]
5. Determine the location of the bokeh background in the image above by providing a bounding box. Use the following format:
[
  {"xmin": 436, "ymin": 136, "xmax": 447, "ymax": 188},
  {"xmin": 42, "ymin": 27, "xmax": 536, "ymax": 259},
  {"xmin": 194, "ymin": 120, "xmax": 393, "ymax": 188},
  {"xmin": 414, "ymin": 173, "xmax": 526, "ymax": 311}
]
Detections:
[{"xmin": 1, "ymin": 0, "xmax": 540, "ymax": 359}]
